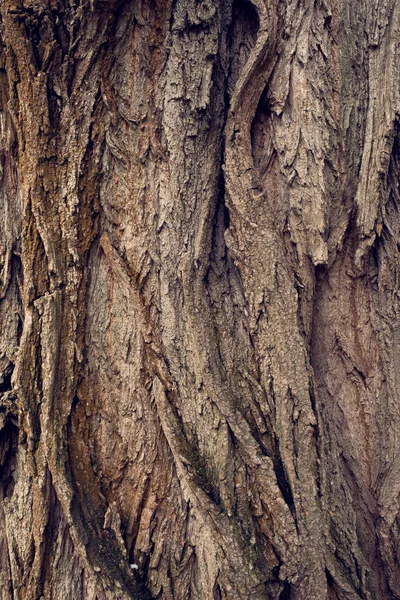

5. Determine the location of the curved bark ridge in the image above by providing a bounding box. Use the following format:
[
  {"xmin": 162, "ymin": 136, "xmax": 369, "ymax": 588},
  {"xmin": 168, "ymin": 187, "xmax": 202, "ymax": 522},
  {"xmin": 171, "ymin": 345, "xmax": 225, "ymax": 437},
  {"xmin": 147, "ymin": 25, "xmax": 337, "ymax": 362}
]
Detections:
[{"xmin": 0, "ymin": 0, "xmax": 399, "ymax": 599}]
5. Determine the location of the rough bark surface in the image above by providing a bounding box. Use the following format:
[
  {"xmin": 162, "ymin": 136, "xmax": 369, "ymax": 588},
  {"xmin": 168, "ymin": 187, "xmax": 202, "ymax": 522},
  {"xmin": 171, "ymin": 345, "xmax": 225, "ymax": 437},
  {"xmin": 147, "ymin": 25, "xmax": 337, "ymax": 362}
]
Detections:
[{"xmin": 0, "ymin": 0, "xmax": 400, "ymax": 598}]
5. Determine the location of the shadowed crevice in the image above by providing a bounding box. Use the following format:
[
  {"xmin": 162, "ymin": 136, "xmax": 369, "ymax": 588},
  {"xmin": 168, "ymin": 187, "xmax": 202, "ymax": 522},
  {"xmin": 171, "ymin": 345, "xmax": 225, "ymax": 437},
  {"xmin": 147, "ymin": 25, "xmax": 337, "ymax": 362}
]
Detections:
[{"xmin": 0, "ymin": 419, "xmax": 18, "ymax": 499}]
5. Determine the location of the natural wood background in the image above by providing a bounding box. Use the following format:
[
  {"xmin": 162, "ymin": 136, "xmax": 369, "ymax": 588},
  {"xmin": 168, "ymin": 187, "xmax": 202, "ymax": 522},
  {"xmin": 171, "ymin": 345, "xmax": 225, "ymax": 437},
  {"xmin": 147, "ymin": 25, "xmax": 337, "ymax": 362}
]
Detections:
[{"xmin": 0, "ymin": 0, "xmax": 400, "ymax": 598}]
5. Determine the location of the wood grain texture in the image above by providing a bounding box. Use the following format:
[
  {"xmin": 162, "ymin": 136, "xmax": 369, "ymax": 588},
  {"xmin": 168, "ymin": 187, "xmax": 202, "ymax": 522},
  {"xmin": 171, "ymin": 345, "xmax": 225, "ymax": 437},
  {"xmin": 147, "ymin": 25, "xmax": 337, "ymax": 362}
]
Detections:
[{"xmin": 0, "ymin": 0, "xmax": 399, "ymax": 598}]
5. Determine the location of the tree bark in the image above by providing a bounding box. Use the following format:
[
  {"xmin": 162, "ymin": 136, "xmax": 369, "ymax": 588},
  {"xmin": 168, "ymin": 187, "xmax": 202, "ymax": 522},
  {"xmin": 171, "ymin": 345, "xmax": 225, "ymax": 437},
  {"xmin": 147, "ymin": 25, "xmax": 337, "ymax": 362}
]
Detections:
[{"xmin": 0, "ymin": 0, "xmax": 399, "ymax": 598}]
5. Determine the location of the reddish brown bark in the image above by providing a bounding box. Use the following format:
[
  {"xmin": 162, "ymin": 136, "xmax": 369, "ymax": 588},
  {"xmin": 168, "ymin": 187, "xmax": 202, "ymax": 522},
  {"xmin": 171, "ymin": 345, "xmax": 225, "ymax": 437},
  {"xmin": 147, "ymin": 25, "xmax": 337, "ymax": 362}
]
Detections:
[{"xmin": 0, "ymin": 1, "xmax": 400, "ymax": 598}]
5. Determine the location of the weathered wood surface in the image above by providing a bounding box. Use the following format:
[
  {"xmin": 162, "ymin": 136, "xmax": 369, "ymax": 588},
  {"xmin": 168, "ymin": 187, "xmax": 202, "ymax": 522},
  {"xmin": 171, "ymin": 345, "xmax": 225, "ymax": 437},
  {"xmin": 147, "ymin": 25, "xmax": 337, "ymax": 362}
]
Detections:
[{"xmin": 0, "ymin": 0, "xmax": 400, "ymax": 598}]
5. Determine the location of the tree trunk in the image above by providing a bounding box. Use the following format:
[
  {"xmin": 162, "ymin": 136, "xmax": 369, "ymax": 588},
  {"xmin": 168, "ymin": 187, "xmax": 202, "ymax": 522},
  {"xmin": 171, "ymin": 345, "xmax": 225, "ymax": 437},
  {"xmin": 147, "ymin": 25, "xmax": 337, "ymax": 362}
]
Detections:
[{"xmin": 0, "ymin": 0, "xmax": 399, "ymax": 598}]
